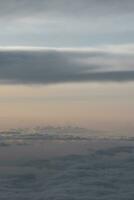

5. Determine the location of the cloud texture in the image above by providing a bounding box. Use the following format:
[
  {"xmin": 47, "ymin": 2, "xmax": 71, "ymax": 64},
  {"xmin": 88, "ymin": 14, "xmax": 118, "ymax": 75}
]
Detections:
[
  {"xmin": 1, "ymin": 139, "xmax": 134, "ymax": 200},
  {"xmin": 0, "ymin": 0, "xmax": 134, "ymax": 46},
  {"xmin": 0, "ymin": 46, "xmax": 134, "ymax": 84}
]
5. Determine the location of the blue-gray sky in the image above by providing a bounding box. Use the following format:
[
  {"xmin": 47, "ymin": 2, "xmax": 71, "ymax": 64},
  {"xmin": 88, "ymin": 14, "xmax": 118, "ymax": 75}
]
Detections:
[
  {"xmin": 0, "ymin": 0, "xmax": 134, "ymax": 46},
  {"xmin": 0, "ymin": 0, "xmax": 134, "ymax": 132}
]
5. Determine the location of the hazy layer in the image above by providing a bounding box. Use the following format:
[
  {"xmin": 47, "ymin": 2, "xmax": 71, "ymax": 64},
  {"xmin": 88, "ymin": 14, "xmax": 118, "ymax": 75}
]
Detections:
[{"xmin": 0, "ymin": 82, "xmax": 134, "ymax": 135}]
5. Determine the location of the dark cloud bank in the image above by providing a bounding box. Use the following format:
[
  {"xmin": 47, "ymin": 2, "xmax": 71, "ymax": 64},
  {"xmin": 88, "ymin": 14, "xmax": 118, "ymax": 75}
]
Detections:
[{"xmin": 0, "ymin": 48, "xmax": 134, "ymax": 84}]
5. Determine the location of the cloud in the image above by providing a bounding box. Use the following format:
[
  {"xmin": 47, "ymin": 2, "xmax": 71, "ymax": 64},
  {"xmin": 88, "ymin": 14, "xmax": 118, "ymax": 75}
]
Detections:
[
  {"xmin": 95, "ymin": 146, "xmax": 134, "ymax": 156},
  {"xmin": 0, "ymin": 0, "xmax": 134, "ymax": 19},
  {"xmin": 1, "ymin": 140, "xmax": 134, "ymax": 199},
  {"xmin": 0, "ymin": 126, "xmax": 133, "ymax": 147},
  {"xmin": 0, "ymin": 46, "xmax": 134, "ymax": 84},
  {"xmin": 0, "ymin": 126, "xmax": 99, "ymax": 146},
  {"xmin": 0, "ymin": 0, "xmax": 134, "ymax": 46}
]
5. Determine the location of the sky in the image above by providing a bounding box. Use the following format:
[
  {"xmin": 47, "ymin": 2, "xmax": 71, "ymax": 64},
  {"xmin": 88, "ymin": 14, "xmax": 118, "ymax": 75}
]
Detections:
[
  {"xmin": 0, "ymin": 0, "xmax": 134, "ymax": 46},
  {"xmin": 0, "ymin": 0, "xmax": 134, "ymax": 134}
]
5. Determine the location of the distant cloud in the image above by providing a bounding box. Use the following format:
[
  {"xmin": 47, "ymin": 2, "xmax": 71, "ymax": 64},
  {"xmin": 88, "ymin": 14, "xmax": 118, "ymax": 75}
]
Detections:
[
  {"xmin": 0, "ymin": 125, "xmax": 134, "ymax": 146},
  {"xmin": 0, "ymin": 46, "xmax": 134, "ymax": 84}
]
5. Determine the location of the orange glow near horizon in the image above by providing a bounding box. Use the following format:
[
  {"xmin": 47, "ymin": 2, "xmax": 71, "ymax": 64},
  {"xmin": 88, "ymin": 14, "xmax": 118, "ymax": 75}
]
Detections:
[{"xmin": 0, "ymin": 82, "xmax": 134, "ymax": 134}]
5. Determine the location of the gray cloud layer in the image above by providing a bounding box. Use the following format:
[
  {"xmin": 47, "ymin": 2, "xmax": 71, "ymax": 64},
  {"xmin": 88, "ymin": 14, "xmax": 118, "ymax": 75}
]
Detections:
[
  {"xmin": 0, "ymin": 0, "xmax": 134, "ymax": 46},
  {"xmin": 1, "ymin": 140, "xmax": 134, "ymax": 200},
  {"xmin": 0, "ymin": 47, "xmax": 134, "ymax": 84},
  {"xmin": 0, "ymin": 0, "xmax": 134, "ymax": 19}
]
